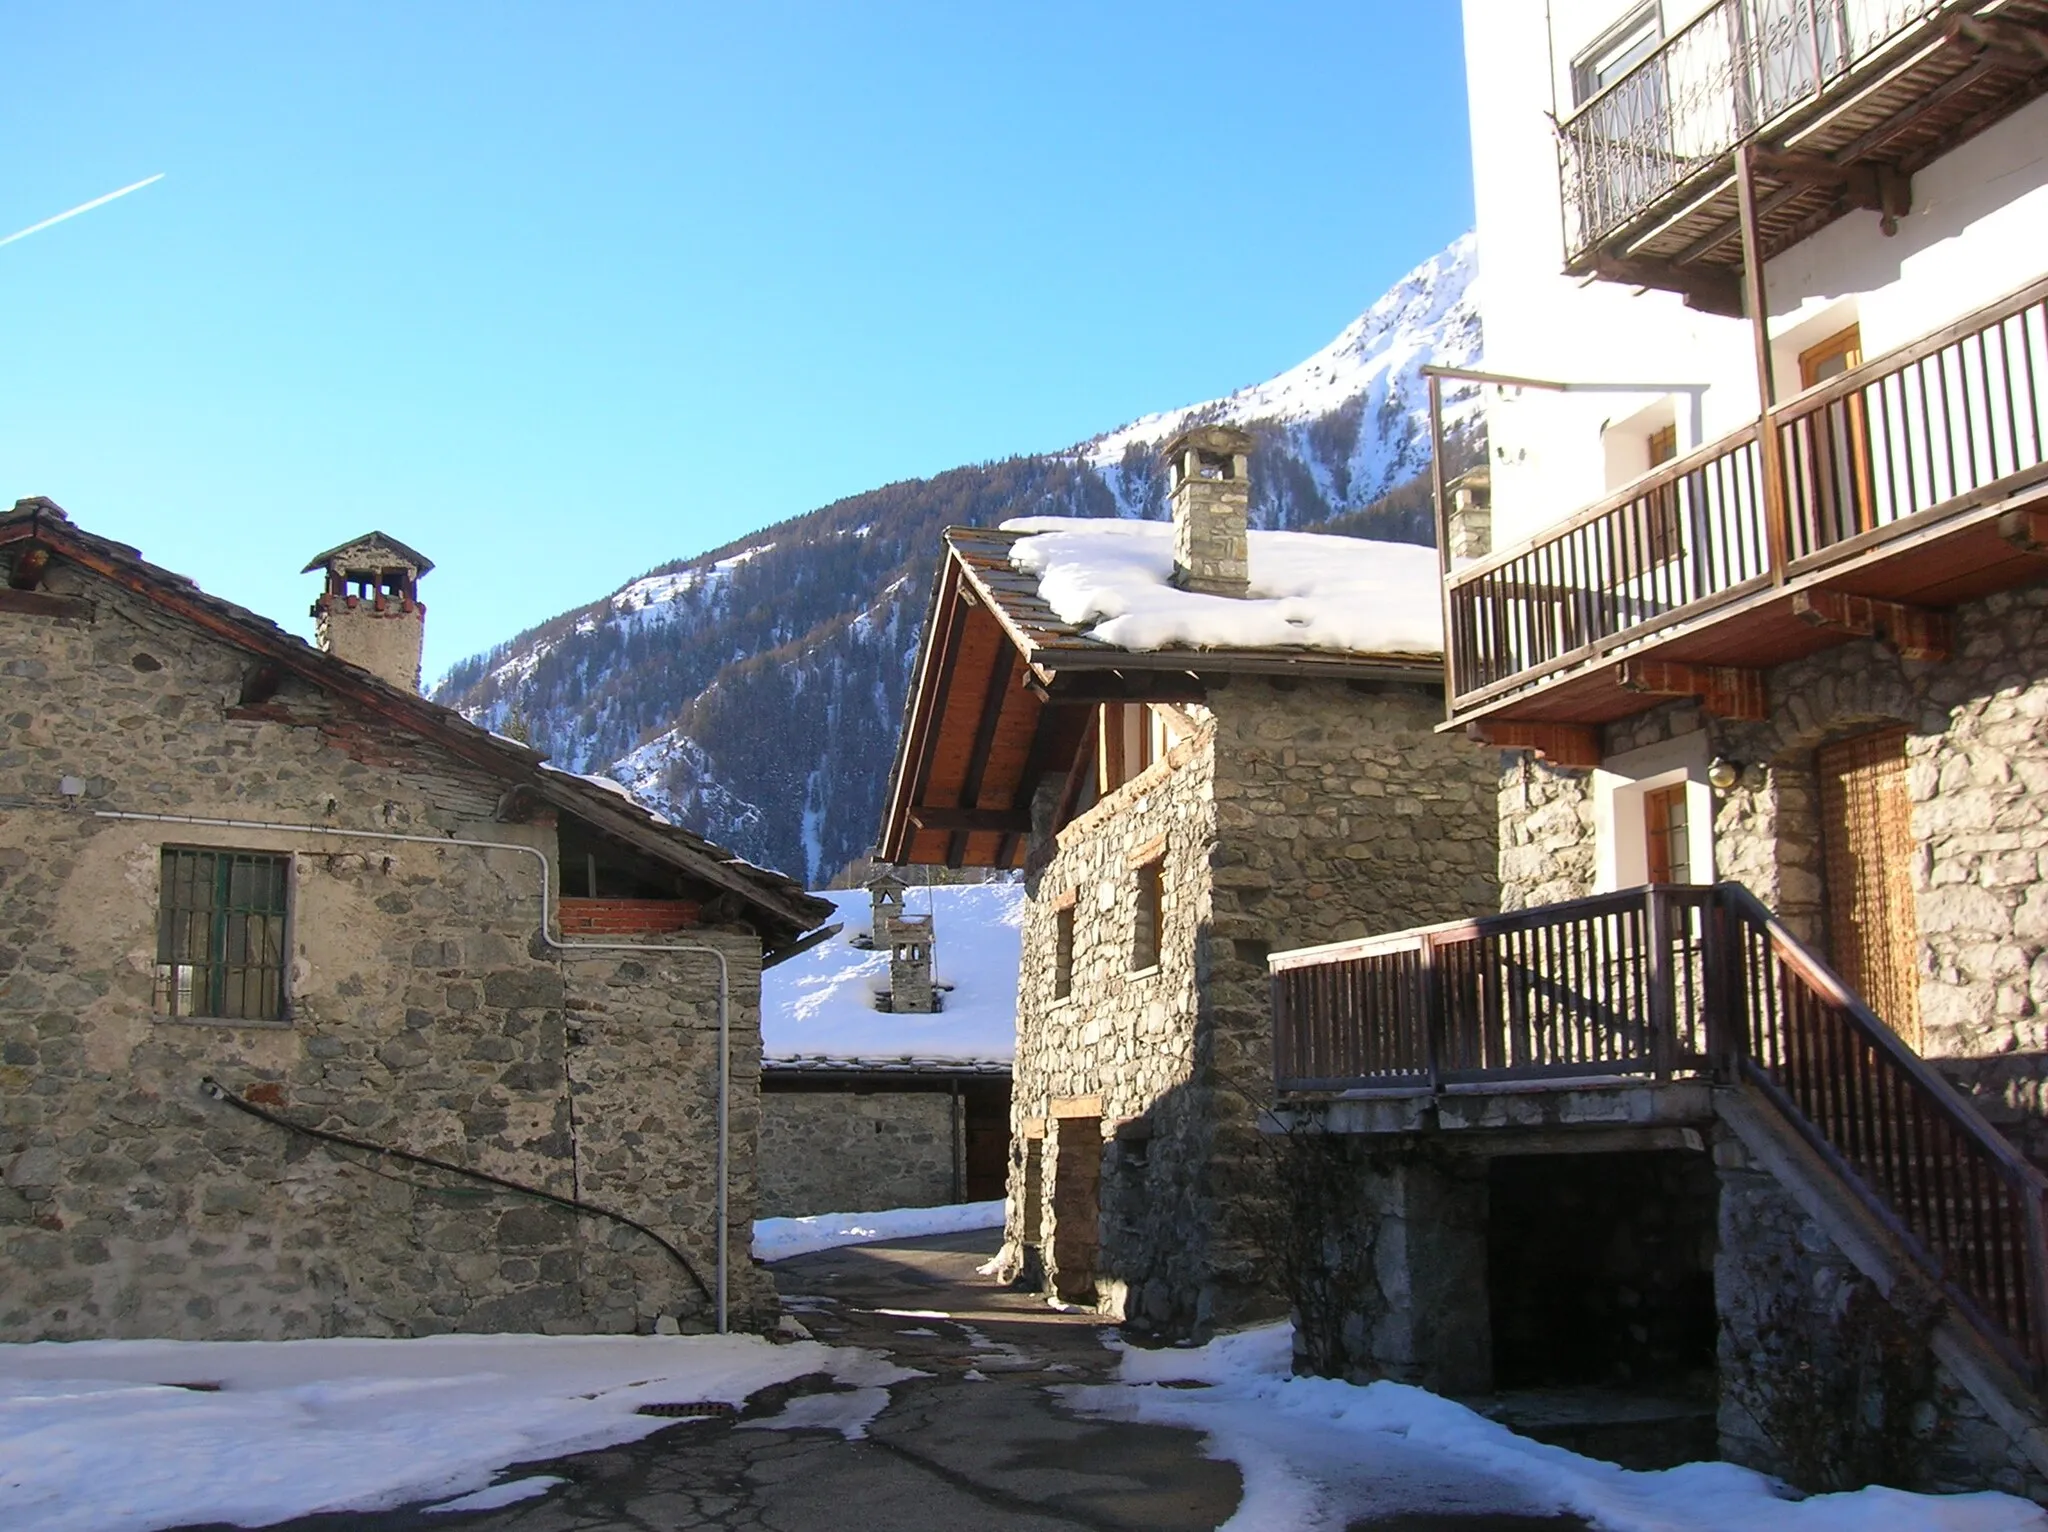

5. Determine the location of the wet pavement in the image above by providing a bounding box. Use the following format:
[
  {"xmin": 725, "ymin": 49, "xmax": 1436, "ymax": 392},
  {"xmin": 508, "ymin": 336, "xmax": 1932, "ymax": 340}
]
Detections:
[{"xmin": 210, "ymin": 1228, "xmax": 1243, "ymax": 1532}]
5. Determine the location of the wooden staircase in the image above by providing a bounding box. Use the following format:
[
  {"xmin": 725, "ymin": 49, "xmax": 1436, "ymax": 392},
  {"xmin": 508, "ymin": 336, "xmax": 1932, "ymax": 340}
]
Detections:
[{"xmin": 1271, "ymin": 882, "xmax": 2048, "ymax": 1383}]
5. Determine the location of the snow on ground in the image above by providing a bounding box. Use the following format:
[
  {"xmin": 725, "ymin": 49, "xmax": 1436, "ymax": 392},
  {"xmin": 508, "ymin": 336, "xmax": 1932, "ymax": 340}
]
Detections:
[
  {"xmin": 0, "ymin": 1332, "xmax": 914, "ymax": 1532},
  {"xmin": 762, "ymin": 884, "xmax": 1022, "ymax": 1062},
  {"xmin": 1003, "ymin": 517, "xmax": 1442, "ymax": 657},
  {"xmin": 1066, "ymin": 1322, "xmax": 2046, "ymax": 1532},
  {"xmin": 752, "ymin": 1199, "xmax": 1007, "ymax": 1264}
]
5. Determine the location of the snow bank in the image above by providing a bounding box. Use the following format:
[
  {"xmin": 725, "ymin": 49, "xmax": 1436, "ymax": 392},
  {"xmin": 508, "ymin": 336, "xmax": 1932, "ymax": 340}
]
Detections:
[
  {"xmin": 1071, "ymin": 1322, "xmax": 2046, "ymax": 1532},
  {"xmin": 753, "ymin": 1199, "xmax": 1007, "ymax": 1263},
  {"xmin": 0, "ymin": 1332, "xmax": 908, "ymax": 1532},
  {"xmin": 762, "ymin": 884, "xmax": 1022, "ymax": 1062},
  {"xmin": 1002, "ymin": 517, "xmax": 1441, "ymax": 657}
]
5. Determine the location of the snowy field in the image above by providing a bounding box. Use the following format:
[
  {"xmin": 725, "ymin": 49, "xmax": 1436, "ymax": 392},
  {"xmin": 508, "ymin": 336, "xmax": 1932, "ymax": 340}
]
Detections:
[
  {"xmin": 762, "ymin": 883, "xmax": 1021, "ymax": 1062},
  {"xmin": 1067, "ymin": 1323, "xmax": 2047, "ymax": 1532},
  {"xmin": 753, "ymin": 1198, "xmax": 1007, "ymax": 1263},
  {"xmin": 0, "ymin": 1331, "xmax": 914, "ymax": 1532}
]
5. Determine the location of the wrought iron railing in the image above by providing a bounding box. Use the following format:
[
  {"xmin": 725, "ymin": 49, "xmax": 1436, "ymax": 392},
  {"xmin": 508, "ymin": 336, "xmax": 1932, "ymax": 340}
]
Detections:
[
  {"xmin": 1271, "ymin": 881, "xmax": 2048, "ymax": 1379},
  {"xmin": 1561, "ymin": 0, "xmax": 1947, "ymax": 260},
  {"xmin": 1446, "ymin": 273, "xmax": 2048, "ymax": 711}
]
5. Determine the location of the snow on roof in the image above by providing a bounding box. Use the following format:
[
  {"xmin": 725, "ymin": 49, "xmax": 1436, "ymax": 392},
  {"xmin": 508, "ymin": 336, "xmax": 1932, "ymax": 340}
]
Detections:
[
  {"xmin": 762, "ymin": 885, "xmax": 1022, "ymax": 1064},
  {"xmin": 999, "ymin": 517, "xmax": 1442, "ymax": 657}
]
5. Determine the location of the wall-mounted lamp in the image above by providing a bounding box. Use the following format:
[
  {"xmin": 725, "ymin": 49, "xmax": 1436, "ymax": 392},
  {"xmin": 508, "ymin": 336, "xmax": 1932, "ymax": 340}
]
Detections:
[{"xmin": 1708, "ymin": 758, "xmax": 1771, "ymax": 793}]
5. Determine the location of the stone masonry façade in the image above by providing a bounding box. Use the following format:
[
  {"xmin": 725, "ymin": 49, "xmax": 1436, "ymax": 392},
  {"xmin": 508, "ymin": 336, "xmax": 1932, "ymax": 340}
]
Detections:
[
  {"xmin": 757, "ymin": 1089, "xmax": 955, "ymax": 1218},
  {"xmin": 1494, "ymin": 580, "xmax": 2048, "ymax": 1150},
  {"xmin": 0, "ymin": 561, "xmax": 774, "ymax": 1340},
  {"xmin": 998, "ymin": 677, "xmax": 1499, "ymax": 1338}
]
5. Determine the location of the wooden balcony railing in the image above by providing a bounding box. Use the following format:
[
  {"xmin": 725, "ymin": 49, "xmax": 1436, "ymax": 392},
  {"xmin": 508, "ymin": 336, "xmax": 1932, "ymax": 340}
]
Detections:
[
  {"xmin": 1561, "ymin": 0, "xmax": 1946, "ymax": 265},
  {"xmin": 1446, "ymin": 273, "xmax": 2048, "ymax": 715},
  {"xmin": 1271, "ymin": 881, "xmax": 2048, "ymax": 1381}
]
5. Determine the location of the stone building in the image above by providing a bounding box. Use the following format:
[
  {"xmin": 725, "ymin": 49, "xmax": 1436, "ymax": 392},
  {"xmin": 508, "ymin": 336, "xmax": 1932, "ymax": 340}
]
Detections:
[
  {"xmin": 1261, "ymin": 2, "xmax": 2048, "ymax": 1496},
  {"xmin": 877, "ymin": 425, "xmax": 1500, "ymax": 1337},
  {"xmin": 758, "ymin": 881, "xmax": 1019, "ymax": 1219},
  {"xmin": 0, "ymin": 499, "xmax": 830, "ymax": 1342}
]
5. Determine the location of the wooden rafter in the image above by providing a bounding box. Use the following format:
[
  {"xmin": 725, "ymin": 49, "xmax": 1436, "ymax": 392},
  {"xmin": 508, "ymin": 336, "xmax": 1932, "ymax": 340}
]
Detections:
[{"xmin": 1616, "ymin": 659, "xmax": 1768, "ymax": 720}]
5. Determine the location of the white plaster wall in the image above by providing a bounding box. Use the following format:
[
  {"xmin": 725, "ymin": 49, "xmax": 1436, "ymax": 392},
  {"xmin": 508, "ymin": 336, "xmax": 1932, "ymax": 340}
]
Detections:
[
  {"xmin": 1592, "ymin": 732, "xmax": 1714, "ymax": 892},
  {"xmin": 1461, "ymin": 0, "xmax": 2048, "ymax": 555}
]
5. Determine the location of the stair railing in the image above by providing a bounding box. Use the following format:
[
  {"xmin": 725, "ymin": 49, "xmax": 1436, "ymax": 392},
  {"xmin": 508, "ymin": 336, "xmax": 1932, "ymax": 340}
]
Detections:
[{"xmin": 1272, "ymin": 881, "xmax": 2048, "ymax": 1380}]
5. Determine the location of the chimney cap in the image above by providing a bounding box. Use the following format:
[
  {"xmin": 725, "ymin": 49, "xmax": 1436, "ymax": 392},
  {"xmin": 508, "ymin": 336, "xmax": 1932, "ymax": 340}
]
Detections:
[
  {"xmin": 302, "ymin": 531, "xmax": 436, "ymax": 576},
  {"xmin": 1160, "ymin": 422, "xmax": 1255, "ymax": 463}
]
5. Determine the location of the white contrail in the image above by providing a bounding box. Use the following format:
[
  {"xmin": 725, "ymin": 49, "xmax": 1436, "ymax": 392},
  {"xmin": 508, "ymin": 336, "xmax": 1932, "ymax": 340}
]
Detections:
[{"xmin": 0, "ymin": 173, "xmax": 165, "ymax": 250}]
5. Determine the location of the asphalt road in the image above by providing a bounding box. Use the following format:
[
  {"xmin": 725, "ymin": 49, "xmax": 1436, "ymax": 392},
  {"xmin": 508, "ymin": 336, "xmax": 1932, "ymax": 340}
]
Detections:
[{"xmin": 216, "ymin": 1228, "xmax": 1243, "ymax": 1532}]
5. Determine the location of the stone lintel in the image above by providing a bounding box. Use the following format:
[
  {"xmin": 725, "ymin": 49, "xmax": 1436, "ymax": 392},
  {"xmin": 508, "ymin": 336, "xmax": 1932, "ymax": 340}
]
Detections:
[{"xmin": 1286, "ymin": 1080, "xmax": 1716, "ymax": 1140}]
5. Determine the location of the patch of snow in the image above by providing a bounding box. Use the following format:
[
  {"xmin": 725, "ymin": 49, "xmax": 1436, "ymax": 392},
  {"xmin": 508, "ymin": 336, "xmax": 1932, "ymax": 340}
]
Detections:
[
  {"xmin": 0, "ymin": 1332, "xmax": 890, "ymax": 1532},
  {"xmin": 1067, "ymin": 1322, "xmax": 2046, "ymax": 1532},
  {"xmin": 1001, "ymin": 517, "xmax": 1441, "ymax": 656},
  {"xmin": 424, "ymin": 1475, "xmax": 566, "ymax": 1514},
  {"xmin": 763, "ymin": 885, "xmax": 1022, "ymax": 1062},
  {"xmin": 752, "ymin": 1200, "xmax": 1006, "ymax": 1263}
]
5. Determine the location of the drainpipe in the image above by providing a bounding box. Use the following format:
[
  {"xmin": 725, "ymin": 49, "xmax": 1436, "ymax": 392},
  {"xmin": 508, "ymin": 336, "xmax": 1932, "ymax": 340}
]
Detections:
[{"xmin": 93, "ymin": 809, "xmax": 741, "ymax": 1333}]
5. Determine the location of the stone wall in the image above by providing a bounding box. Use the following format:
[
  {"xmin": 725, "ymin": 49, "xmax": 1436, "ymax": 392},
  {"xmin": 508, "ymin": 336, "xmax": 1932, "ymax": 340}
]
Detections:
[
  {"xmin": 758, "ymin": 1088, "xmax": 955, "ymax": 1217},
  {"xmin": 0, "ymin": 566, "xmax": 769, "ymax": 1340},
  {"xmin": 1002, "ymin": 678, "xmax": 1499, "ymax": 1339},
  {"xmin": 1716, "ymin": 1127, "xmax": 2048, "ymax": 1498},
  {"xmin": 1492, "ymin": 580, "xmax": 2048, "ymax": 1098}
]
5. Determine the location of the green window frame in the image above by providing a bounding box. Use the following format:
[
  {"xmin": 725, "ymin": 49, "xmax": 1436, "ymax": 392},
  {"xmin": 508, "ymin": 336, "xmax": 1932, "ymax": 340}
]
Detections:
[{"xmin": 154, "ymin": 848, "xmax": 290, "ymax": 1021}]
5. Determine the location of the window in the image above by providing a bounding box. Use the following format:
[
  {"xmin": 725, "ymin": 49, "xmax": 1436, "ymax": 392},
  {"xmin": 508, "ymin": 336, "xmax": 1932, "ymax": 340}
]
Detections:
[
  {"xmin": 1053, "ymin": 904, "xmax": 1075, "ymax": 999},
  {"xmin": 1097, "ymin": 702, "xmax": 1159, "ymax": 795},
  {"xmin": 1571, "ymin": 2, "xmax": 1663, "ymax": 105},
  {"xmin": 1131, "ymin": 857, "xmax": 1163, "ymax": 972},
  {"xmin": 1643, "ymin": 785, "xmax": 1691, "ymax": 885},
  {"xmin": 155, "ymin": 849, "xmax": 289, "ymax": 1021},
  {"xmin": 1637, "ymin": 422, "xmax": 1684, "ymax": 567}
]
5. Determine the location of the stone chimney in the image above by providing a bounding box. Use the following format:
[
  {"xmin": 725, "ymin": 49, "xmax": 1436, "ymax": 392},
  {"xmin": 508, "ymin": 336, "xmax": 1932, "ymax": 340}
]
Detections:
[
  {"xmin": 1446, "ymin": 466, "xmax": 1492, "ymax": 563},
  {"xmin": 305, "ymin": 532, "xmax": 433, "ymax": 693},
  {"xmin": 1162, "ymin": 423, "xmax": 1254, "ymax": 598},
  {"xmin": 866, "ymin": 869, "xmax": 908, "ymax": 947},
  {"xmin": 886, "ymin": 913, "xmax": 937, "ymax": 1014}
]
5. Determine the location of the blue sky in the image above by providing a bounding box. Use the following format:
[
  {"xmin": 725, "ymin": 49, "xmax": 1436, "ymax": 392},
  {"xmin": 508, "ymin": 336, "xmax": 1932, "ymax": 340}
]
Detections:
[{"xmin": 2, "ymin": 3, "xmax": 1472, "ymax": 680}]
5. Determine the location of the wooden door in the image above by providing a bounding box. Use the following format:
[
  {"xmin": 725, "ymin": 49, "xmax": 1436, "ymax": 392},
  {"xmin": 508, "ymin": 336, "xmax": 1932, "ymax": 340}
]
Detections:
[
  {"xmin": 1049, "ymin": 1124, "xmax": 1101, "ymax": 1302},
  {"xmin": 1799, "ymin": 324, "xmax": 1873, "ymax": 544},
  {"xmin": 1817, "ymin": 727, "xmax": 1921, "ymax": 1048}
]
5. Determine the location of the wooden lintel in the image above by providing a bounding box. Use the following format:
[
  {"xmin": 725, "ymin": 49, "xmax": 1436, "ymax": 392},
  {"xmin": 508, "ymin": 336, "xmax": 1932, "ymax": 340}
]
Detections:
[
  {"xmin": 910, "ymin": 806, "xmax": 1032, "ymax": 834},
  {"xmin": 1793, "ymin": 590, "xmax": 1953, "ymax": 662},
  {"xmin": 1465, "ymin": 721, "xmax": 1601, "ymax": 770},
  {"xmin": 1998, "ymin": 508, "xmax": 2048, "ymax": 554},
  {"xmin": 1615, "ymin": 660, "xmax": 1767, "ymax": 720},
  {"xmin": 0, "ymin": 587, "xmax": 92, "ymax": 620},
  {"xmin": 6, "ymin": 546, "xmax": 51, "ymax": 591}
]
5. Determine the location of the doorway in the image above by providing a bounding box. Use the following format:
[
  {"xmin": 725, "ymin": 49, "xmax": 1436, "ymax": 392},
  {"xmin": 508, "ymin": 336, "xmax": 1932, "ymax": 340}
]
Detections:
[
  {"xmin": 1050, "ymin": 1122, "xmax": 1102, "ymax": 1303},
  {"xmin": 1816, "ymin": 726, "xmax": 1922, "ymax": 1048}
]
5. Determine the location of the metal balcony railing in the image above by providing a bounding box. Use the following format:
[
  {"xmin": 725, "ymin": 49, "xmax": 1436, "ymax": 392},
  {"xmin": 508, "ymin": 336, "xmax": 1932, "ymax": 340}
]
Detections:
[{"xmin": 1560, "ymin": 0, "xmax": 1949, "ymax": 262}]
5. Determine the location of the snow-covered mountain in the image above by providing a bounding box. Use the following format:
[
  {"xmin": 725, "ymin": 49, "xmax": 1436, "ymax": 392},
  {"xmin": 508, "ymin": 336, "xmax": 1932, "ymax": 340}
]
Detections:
[{"xmin": 433, "ymin": 236, "xmax": 1483, "ymax": 885}]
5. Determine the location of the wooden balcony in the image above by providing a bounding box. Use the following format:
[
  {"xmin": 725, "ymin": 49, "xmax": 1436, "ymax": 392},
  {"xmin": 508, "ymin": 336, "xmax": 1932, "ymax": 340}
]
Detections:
[
  {"xmin": 1269, "ymin": 883, "xmax": 2048, "ymax": 1380},
  {"xmin": 1560, "ymin": 0, "xmax": 2048, "ymax": 309},
  {"xmin": 1446, "ymin": 273, "xmax": 2048, "ymax": 742}
]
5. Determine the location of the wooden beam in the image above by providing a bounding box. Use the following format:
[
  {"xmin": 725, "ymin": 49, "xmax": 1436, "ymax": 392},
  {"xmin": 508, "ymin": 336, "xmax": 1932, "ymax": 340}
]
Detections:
[
  {"xmin": 910, "ymin": 807, "xmax": 1033, "ymax": 834},
  {"xmin": 1793, "ymin": 590, "xmax": 1953, "ymax": 662},
  {"xmin": 1052, "ymin": 711, "xmax": 1100, "ymax": 835},
  {"xmin": 1998, "ymin": 508, "xmax": 2048, "ymax": 554},
  {"xmin": 1465, "ymin": 721, "xmax": 1601, "ymax": 770},
  {"xmin": 1039, "ymin": 670, "xmax": 1206, "ymax": 704},
  {"xmin": 1615, "ymin": 660, "xmax": 1767, "ymax": 720},
  {"xmin": 0, "ymin": 587, "xmax": 92, "ymax": 620},
  {"xmin": 1946, "ymin": 15, "xmax": 2048, "ymax": 69},
  {"xmin": 955, "ymin": 642, "xmax": 1016, "ymax": 819}
]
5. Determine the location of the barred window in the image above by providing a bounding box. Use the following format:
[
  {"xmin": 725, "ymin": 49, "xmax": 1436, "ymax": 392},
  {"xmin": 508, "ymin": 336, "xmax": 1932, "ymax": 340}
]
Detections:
[
  {"xmin": 1130, "ymin": 857, "xmax": 1163, "ymax": 973},
  {"xmin": 1052, "ymin": 904, "xmax": 1075, "ymax": 999},
  {"xmin": 155, "ymin": 849, "xmax": 290, "ymax": 1021}
]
